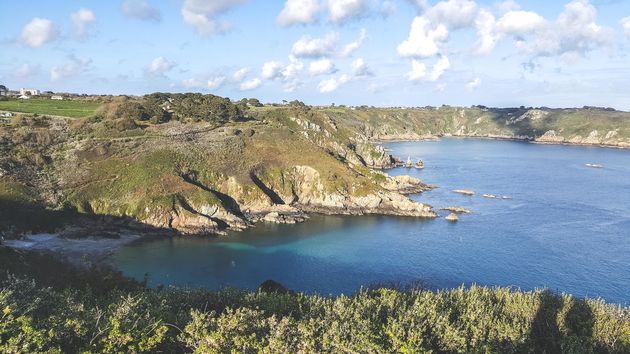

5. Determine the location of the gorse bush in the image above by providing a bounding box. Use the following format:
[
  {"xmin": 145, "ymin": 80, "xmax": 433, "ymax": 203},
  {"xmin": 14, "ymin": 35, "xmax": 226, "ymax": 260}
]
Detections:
[{"xmin": 0, "ymin": 273, "xmax": 628, "ymax": 353}]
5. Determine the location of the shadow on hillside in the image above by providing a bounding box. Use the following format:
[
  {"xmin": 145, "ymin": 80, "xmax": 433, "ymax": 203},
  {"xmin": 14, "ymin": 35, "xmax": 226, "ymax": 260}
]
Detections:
[
  {"xmin": 249, "ymin": 171, "xmax": 286, "ymax": 205},
  {"xmin": 484, "ymin": 107, "xmax": 543, "ymax": 138},
  {"xmin": 0, "ymin": 199, "xmax": 175, "ymax": 240},
  {"xmin": 477, "ymin": 289, "xmax": 599, "ymax": 353}
]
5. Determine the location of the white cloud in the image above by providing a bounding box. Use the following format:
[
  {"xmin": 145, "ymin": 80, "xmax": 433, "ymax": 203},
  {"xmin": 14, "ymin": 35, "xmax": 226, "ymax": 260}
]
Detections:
[
  {"xmin": 240, "ymin": 78, "xmax": 262, "ymax": 91},
  {"xmin": 281, "ymin": 56, "xmax": 305, "ymax": 91},
  {"xmin": 406, "ymin": 56, "xmax": 449, "ymax": 82},
  {"xmin": 51, "ymin": 56, "xmax": 92, "ymax": 81},
  {"xmin": 623, "ymin": 17, "xmax": 630, "ymax": 38},
  {"xmin": 496, "ymin": 10, "xmax": 545, "ymax": 34},
  {"xmin": 473, "ymin": 9, "xmax": 499, "ymax": 55},
  {"xmin": 513, "ymin": 0, "xmax": 612, "ymax": 59},
  {"xmin": 233, "ymin": 67, "xmax": 249, "ymax": 81},
  {"xmin": 207, "ymin": 76, "xmax": 226, "ymax": 90},
  {"xmin": 181, "ymin": 0, "xmax": 246, "ymax": 36},
  {"xmin": 309, "ymin": 59, "xmax": 336, "ymax": 75},
  {"xmin": 318, "ymin": 74, "xmax": 350, "ymax": 93},
  {"xmin": 327, "ymin": 0, "xmax": 368, "ymax": 24},
  {"xmin": 466, "ymin": 77, "xmax": 481, "ymax": 90},
  {"xmin": 341, "ymin": 28, "xmax": 367, "ymax": 57},
  {"xmin": 291, "ymin": 32, "xmax": 338, "ymax": 58},
  {"xmin": 427, "ymin": 0, "xmax": 478, "ymax": 29},
  {"xmin": 122, "ymin": 0, "xmax": 161, "ymax": 22},
  {"xmin": 146, "ymin": 57, "xmax": 174, "ymax": 76},
  {"xmin": 71, "ymin": 8, "xmax": 96, "ymax": 37},
  {"xmin": 406, "ymin": 60, "xmax": 427, "ymax": 82},
  {"xmin": 277, "ymin": 0, "xmax": 320, "ymax": 26},
  {"xmin": 351, "ymin": 58, "xmax": 372, "ymax": 77},
  {"xmin": 261, "ymin": 61, "xmax": 285, "ymax": 80},
  {"xmin": 20, "ymin": 18, "xmax": 58, "ymax": 48},
  {"xmin": 428, "ymin": 55, "xmax": 450, "ymax": 81},
  {"xmin": 397, "ymin": 16, "xmax": 448, "ymax": 58}
]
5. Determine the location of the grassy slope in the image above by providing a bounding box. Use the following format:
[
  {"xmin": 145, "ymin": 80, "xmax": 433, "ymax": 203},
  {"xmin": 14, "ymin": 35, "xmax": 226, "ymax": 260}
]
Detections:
[
  {"xmin": 0, "ymin": 98, "xmax": 101, "ymax": 118},
  {"xmin": 0, "ymin": 109, "xmax": 387, "ymax": 234}
]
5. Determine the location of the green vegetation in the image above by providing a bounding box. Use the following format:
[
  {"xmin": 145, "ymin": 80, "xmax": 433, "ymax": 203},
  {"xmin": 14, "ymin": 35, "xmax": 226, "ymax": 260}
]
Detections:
[
  {"xmin": 96, "ymin": 93, "xmax": 246, "ymax": 124},
  {"xmin": 2, "ymin": 97, "xmax": 630, "ymax": 352},
  {"xmin": 0, "ymin": 98, "xmax": 101, "ymax": 118},
  {"xmin": 0, "ymin": 248, "xmax": 628, "ymax": 353}
]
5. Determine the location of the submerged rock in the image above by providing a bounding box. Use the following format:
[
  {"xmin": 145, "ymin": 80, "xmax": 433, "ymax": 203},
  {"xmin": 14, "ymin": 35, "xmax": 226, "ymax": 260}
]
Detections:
[
  {"xmin": 453, "ymin": 189, "xmax": 475, "ymax": 196},
  {"xmin": 445, "ymin": 213, "xmax": 459, "ymax": 222},
  {"xmin": 440, "ymin": 206, "xmax": 471, "ymax": 214},
  {"xmin": 585, "ymin": 164, "xmax": 604, "ymax": 169}
]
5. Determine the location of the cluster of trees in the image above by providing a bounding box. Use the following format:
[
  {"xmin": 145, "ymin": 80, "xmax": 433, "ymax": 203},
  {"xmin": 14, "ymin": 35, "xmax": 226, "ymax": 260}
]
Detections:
[
  {"xmin": 0, "ymin": 247, "xmax": 628, "ymax": 353},
  {"xmin": 99, "ymin": 93, "xmax": 253, "ymax": 124}
]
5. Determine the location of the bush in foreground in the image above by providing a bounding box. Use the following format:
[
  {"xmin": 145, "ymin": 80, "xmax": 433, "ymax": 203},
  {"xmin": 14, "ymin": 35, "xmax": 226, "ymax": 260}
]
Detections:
[{"xmin": 0, "ymin": 249, "xmax": 628, "ymax": 353}]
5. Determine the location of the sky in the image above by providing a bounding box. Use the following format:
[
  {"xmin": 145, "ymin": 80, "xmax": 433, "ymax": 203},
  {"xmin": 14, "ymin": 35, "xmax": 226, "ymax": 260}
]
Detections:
[{"xmin": 1, "ymin": 0, "xmax": 630, "ymax": 109}]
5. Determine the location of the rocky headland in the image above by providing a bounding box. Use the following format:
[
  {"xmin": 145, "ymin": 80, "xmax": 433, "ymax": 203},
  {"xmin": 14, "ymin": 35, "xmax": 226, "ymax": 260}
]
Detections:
[{"xmin": 0, "ymin": 101, "xmax": 437, "ymax": 240}]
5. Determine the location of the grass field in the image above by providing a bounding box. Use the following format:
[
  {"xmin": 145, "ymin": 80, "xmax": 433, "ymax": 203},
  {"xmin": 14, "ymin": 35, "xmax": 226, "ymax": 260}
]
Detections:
[{"xmin": 0, "ymin": 98, "xmax": 101, "ymax": 118}]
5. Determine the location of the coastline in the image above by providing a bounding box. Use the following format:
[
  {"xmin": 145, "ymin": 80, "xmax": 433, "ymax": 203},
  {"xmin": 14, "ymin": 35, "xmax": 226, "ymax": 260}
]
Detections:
[
  {"xmin": 371, "ymin": 134, "xmax": 630, "ymax": 151},
  {"xmin": 3, "ymin": 133, "xmax": 628, "ymax": 266}
]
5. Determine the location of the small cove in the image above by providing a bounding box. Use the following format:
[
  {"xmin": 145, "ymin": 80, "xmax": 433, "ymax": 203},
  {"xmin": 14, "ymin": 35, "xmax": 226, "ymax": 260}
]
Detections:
[{"xmin": 112, "ymin": 138, "xmax": 630, "ymax": 303}]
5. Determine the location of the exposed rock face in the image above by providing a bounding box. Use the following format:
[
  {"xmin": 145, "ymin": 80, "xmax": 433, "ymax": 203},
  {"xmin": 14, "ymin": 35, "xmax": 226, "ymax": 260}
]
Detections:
[
  {"xmin": 141, "ymin": 199, "xmax": 248, "ymax": 236},
  {"xmin": 381, "ymin": 175, "xmax": 433, "ymax": 194},
  {"xmin": 537, "ymin": 130, "xmax": 565, "ymax": 143},
  {"xmin": 355, "ymin": 144, "xmax": 396, "ymax": 169},
  {"xmin": 263, "ymin": 165, "xmax": 437, "ymax": 218},
  {"xmin": 132, "ymin": 165, "xmax": 437, "ymax": 234}
]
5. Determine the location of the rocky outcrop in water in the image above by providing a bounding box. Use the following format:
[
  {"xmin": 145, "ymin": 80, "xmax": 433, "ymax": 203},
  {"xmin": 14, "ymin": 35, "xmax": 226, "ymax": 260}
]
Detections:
[
  {"xmin": 445, "ymin": 213, "xmax": 459, "ymax": 222},
  {"xmin": 440, "ymin": 206, "xmax": 472, "ymax": 214}
]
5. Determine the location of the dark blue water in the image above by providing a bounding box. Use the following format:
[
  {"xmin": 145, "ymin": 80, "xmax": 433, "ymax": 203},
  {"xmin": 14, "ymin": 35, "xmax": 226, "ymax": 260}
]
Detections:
[{"xmin": 112, "ymin": 139, "xmax": 630, "ymax": 303}]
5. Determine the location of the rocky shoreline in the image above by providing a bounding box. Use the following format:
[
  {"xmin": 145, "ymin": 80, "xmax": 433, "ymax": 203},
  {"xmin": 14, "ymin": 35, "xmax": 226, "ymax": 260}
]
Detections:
[{"xmin": 371, "ymin": 133, "xmax": 630, "ymax": 150}]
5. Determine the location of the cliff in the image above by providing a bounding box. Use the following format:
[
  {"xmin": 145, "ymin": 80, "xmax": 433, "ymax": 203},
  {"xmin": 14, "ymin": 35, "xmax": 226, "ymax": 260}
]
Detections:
[
  {"xmin": 0, "ymin": 107, "xmax": 435, "ymax": 237},
  {"xmin": 319, "ymin": 106, "xmax": 630, "ymax": 148}
]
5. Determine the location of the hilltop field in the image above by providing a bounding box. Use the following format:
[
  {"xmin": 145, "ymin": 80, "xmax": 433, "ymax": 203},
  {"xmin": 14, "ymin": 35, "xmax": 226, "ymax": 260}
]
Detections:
[{"xmin": 0, "ymin": 98, "xmax": 101, "ymax": 118}]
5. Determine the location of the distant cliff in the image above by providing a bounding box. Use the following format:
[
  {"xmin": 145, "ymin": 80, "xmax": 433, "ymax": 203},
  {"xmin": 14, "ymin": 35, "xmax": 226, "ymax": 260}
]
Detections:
[{"xmin": 320, "ymin": 106, "xmax": 630, "ymax": 148}]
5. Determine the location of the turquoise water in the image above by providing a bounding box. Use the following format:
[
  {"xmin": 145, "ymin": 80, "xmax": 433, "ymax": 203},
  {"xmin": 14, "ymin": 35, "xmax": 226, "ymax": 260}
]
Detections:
[{"xmin": 112, "ymin": 139, "xmax": 630, "ymax": 303}]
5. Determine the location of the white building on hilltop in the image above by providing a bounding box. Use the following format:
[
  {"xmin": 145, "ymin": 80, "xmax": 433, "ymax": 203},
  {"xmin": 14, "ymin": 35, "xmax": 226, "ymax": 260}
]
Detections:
[{"xmin": 20, "ymin": 88, "xmax": 40, "ymax": 96}]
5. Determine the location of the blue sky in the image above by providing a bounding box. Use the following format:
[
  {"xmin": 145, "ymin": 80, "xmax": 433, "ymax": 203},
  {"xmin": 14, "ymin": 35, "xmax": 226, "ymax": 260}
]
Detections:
[{"xmin": 1, "ymin": 0, "xmax": 630, "ymax": 109}]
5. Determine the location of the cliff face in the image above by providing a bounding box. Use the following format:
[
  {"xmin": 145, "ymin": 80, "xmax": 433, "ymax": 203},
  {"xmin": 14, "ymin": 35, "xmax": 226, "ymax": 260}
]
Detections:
[
  {"xmin": 322, "ymin": 107, "xmax": 630, "ymax": 148},
  {"xmin": 0, "ymin": 110, "xmax": 435, "ymax": 237},
  {"xmin": 4, "ymin": 104, "xmax": 628, "ymax": 236}
]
